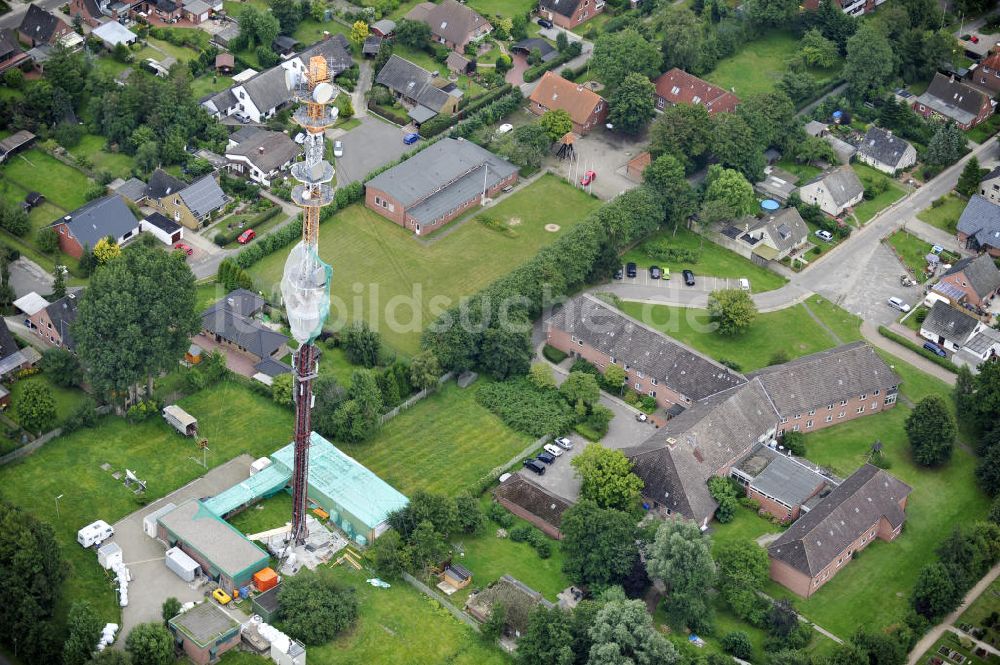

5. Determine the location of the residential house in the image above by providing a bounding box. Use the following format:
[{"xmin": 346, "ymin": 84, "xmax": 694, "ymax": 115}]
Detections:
[
  {"xmin": 768, "ymin": 464, "xmax": 912, "ymax": 597},
  {"xmin": 968, "ymin": 46, "xmax": 1000, "ymax": 95},
  {"xmin": 92, "ymin": 21, "xmax": 138, "ymax": 49},
  {"xmin": 466, "ymin": 575, "xmax": 554, "ymax": 639},
  {"xmin": 957, "ymin": 195, "xmax": 1000, "ymax": 257},
  {"xmin": 374, "ymin": 55, "xmax": 462, "ymax": 125},
  {"xmin": 919, "ymin": 300, "xmax": 983, "ymax": 353},
  {"xmin": 981, "ymin": 167, "xmax": 1000, "ymax": 205},
  {"xmin": 0, "ymin": 316, "xmax": 38, "ymax": 378},
  {"xmin": 748, "ymin": 341, "xmax": 900, "ymax": 435},
  {"xmin": 652, "ymin": 68, "xmax": 740, "ymax": 115},
  {"xmin": 228, "ymin": 65, "xmax": 293, "ymax": 123},
  {"xmin": 716, "ymin": 207, "xmax": 809, "ymax": 264},
  {"xmin": 625, "ymin": 379, "xmax": 779, "ymax": 528},
  {"xmin": 730, "ymin": 444, "xmax": 833, "ymax": 522},
  {"xmin": 17, "ymin": 290, "xmax": 83, "ymax": 350},
  {"xmin": 364, "ymin": 137, "xmax": 518, "ymax": 235},
  {"xmin": 527, "ymin": 72, "xmax": 608, "ymax": 135},
  {"xmin": 912, "ymin": 73, "xmax": 995, "ymax": 131},
  {"xmin": 936, "ymin": 254, "xmax": 1000, "ymax": 309},
  {"xmin": 141, "ymin": 211, "xmax": 183, "ymax": 246},
  {"xmin": 50, "ymin": 195, "xmax": 140, "ymax": 259},
  {"xmin": 200, "ymin": 290, "xmax": 291, "ymax": 379},
  {"xmin": 955, "ymin": 326, "xmax": 1000, "ymax": 369},
  {"xmin": 855, "ymin": 126, "xmax": 917, "ymax": 174},
  {"xmin": 0, "ymin": 29, "xmax": 28, "ymax": 74},
  {"xmin": 111, "ymin": 176, "xmax": 148, "ymax": 204},
  {"xmin": 146, "ymin": 168, "xmax": 186, "ymax": 201},
  {"xmin": 544, "ymin": 293, "xmax": 747, "ymax": 410},
  {"xmin": 493, "ymin": 474, "xmax": 571, "ymax": 539},
  {"xmin": 797, "ymin": 166, "xmax": 864, "ymax": 217},
  {"xmin": 17, "ymin": 4, "xmax": 71, "ymax": 48},
  {"xmin": 69, "ymin": 0, "xmax": 108, "ymax": 27},
  {"xmin": 152, "ymin": 174, "xmax": 229, "ymax": 229},
  {"xmin": 538, "ymin": 0, "xmax": 604, "ymax": 29},
  {"xmin": 181, "ymin": 0, "xmax": 212, "ymax": 24},
  {"xmin": 803, "ymin": 121, "xmax": 857, "ymax": 164},
  {"xmin": 225, "ymin": 128, "xmax": 300, "ymax": 186},
  {"xmin": 404, "ymin": 0, "xmax": 491, "ymax": 52}
]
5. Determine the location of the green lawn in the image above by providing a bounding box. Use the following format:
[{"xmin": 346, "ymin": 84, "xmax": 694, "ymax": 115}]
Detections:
[
  {"xmin": 338, "ymin": 381, "xmax": 532, "ymax": 497},
  {"xmin": 775, "ymin": 158, "xmax": 822, "ymax": 185},
  {"xmin": 7, "ymin": 375, "xmax": 86, "ymax": 429},
  {"xmin": 0, "ymin": 149, "xmax": 92, "ymax": 211},
  {"xmin": 617, "ymin": 296, "xmax": 854, "ymax": 372},
  {"xmin": 0, "ymin": 176, "xmax": 66, "ymax": 231},
  {"xmin": 228, "ymin": 491, "xmax": 293, "ymax": 535},
  {"xmin": 246, "ymin": 175, "xmax": 602, "ymax": 354},
  {"xmin": 0, "ymin": 381, "xmax": 294, "ymax": 623},
  {"xmin": 621, "ymin": 227, "xmax": 788, "ymax": 293},
  {"xmin": 958, "ymin": 578, "xmax": 1000, "ymax": 631},
  {"xmin": 967, "ymin": 113, "xmax": 1000, "ymax": 144},
  {"xmin": 393, "ymin": 44, "xmax": 484, "ymax": 96},
  {"xmin": 318, "ymin": 346, "xmax": 359, "ymax": 386},
  {"xmin": 852, "ymin": 163, "xmax": 906, "ymax": 224},
  {"xmin": 191, "ymin": 73, "xmax": 234, "ymax": 99},
  {"xmin": 918, "ymin": 193, "xmax": 967, "ymax": 234},
  {"xmin": 704, "ymin": 30, "xmax": 842, "ymax": 98},
  {"xmin": 886, "ymin": 229, "xmax": 932, "ymax": 283},
  {"xmin": 146, "ymin": 36, "xmax": 201, "ymax": 62},
  {"xmin": 68, "ymin": 135, "xmax": 135, "ymax": 180},
  {"xmin": 293, "ymin": 17, "xmax": 352, "ymax": 46}
]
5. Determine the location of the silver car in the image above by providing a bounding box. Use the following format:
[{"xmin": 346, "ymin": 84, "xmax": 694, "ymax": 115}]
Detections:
[
  {"xmin": 543, "ymin": 443, "xmax": 564, "ymax": 457},
  {"xmin": 553, "ymin": 436, "xmax": 573, "ymax": 450}
]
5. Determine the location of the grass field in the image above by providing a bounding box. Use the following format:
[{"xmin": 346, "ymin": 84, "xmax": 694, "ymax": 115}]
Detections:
[
  {"xmin": 0, "ymin": 381, "xmax": 294, "ymax": 623},
  {"xmin": 146, "ymin": 36, "xmax": 201, "ymax": 62},
  {"xmin": 617, "ymin": 295, "xmax": 860, "ymax": 372},
  {"xmin": 852, "ymin": 163, "xmax": 906, "ymax": 224},
  {"xmin": 704, "ymin": 30, "xmax": 842, "ymax": 97},
  {"xmin": 775, "ymin": 158, "xmax": 822, "ymax": 185},
  {"xmin": 918, "ymin": 193, "xmax": 967, "ymax": 234},
  {"xmin": 958, "ymin": 578, "xmax": 1000, "ymax": 631},
  {"xmin": 228, "ymin": 491, "xmax": 293, "ymax": 535},
  {"xmin": 0, "ymin": 176, "xmax": 65, "ymax": 229},
  {"xmin": 621, "ymin": 227, "xmax": 788, "ymax": 293},
  {"xmin": 466, "ymin": 0, "xmax": 535, "ymax": 18},
  {"xmin": 246, "ymin": 175, "xmax": 602, "ymax": 354},
  {"xmin": 339, "ymin": 380, "xmax": 532, "ymax": 496},
  {"xmin": 191, "ymin": 73, "xmax": 234, "ymax": 99},
  {"xmin": 886, "ymin": 229, "xmax": 932, "ymax": 282},
  {"xmin": 68, "ymin": 135, "xmax": 135, "ymax": 180},
  {"xmin": 293, "ymin": 17, "xmax": 352, "ymax": 46},
  {"xmin": 7, "ymin": 375, "xmax": 86, "ymax": 430},
  {"xmin": 0, "ymin": 149, "xmax": 91, "ymax": 211},
  {"xmin": 967, "ymin": 113, "xmax": 1000, "ymax": 144}
]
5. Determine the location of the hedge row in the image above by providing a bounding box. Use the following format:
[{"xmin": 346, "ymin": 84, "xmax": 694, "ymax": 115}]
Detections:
[
  {"xmin": 451, "ymin": 90, "xmax": 524, "ymax": 140},
  {"xmin": 877, "ymin": 326, "xmax": 959, "ymax": 373},
  {"xmin": 522, "ymin": 44, "xmax": 582, "ymax": 83},
  {"xmin": 457, "ymin": 83, "xmax": 513, "ymax": 113},
  {"xmin": 367, "ymin": 100, "xmax": 410, "ymax": 126},
  {"xmin": 214, "ymin": 205, "xmax": 282, "ymax": 246}
]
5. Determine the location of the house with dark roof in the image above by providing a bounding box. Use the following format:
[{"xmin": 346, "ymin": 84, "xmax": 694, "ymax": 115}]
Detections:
[
  {"xmin": 510, "ymin": 38, "xmax": 557, "ymax": 63},
  {"xmin": 768, "ymin": 464, "xmax": 912, "ymax": 597},
  {"xmin": 797, "ymin": 166, "xmax": 864, "ymax": 217},
  {"xmin": 968, "ymin": 46, "xmax": 1000, "ymax": 95},
  {"xmin": 731, "ymin": 444, "xmax": 833, "ymax": 522},
  {"xmin": 717, "ymin": 207, "xmax": 809, "ymax": 263},
  {"xmin": 375, "ymin": 55, "xmax": 462, "ymax": 125},
  {"xmin": 17, "ymin": 4, "xmax": 71, "ymax": 47},
  {"xmin": 200, "ymin": 290, "xmax": 291, "ymax": 379},
  {"xmin": 980, "ymin": 166, "xmax": 1000, "ymax": 205},
  {"xmin": 19, "ymin": 290, "xmax": 83, "ymax": 351},
  {"xmin": 68, "ymin": 0, "xmax": 105, "ymax": 27},
  {"xmin": 147, "ymin": 168, "xmax": 186, "ymax": 200},
  {"xmin": 225, "ymin": 129, "xmax": 300, "ymax": 186},
  {"xmin": 919, "ymin": 300, "xmax": 984, "ymax": 353},
  {"xmin": 958, "ymin": 194, "xmax": 1000, "ymax": 257},
  {"xmin": 912, "ymin": 73, "xmax": 995, "ymax": 130},
  {"xmin": 528, "ymin": 71, "xmax": 608, "ymax": 135},
  {"xmin": 404, "ymin": 0, "xmax": 491, "ymax": 52},
  {"xmin": 748, "ymin": 341, "xmax": 900, "ymax": 435},
  {"xmin": 652, "ymin": 68, "xmax": 740, "ymax": 115},
  {"xmin": 538, "ymin": 0, "xmax": 604, "ymax": 29},
  {"xmin": 493, "ymin": 474, "xmax": 571, "ymax": 539},
  {"xmin": 112, "ymin": 176, "xmax": 148, "ymax": 204},
  {"xmin": 937, "ymin": 253, "xmax": 1000, "ymax": 308},
  {"xmin": 153, "ymin": 175, "xmax": 229, "ymax": 229},
  {"xmin": 364, "ymin": 137, "xmax": 518, "ymax": 235},
  {"xmin": 0, "ymin": 317, "xmax": 37, "ymax": 378},
  {"xmin": 51, "ymin": 195, "xmax": 140, "ymax": 259},
  {"xmin": 625, "ymin": 379, "xmax": 779, "ymax": 527},
  {"xmin": 0, "ymin": 29, "xmax": 28, "ymax": 74},
  {"xmin": 545, "ymin": 293, "xmax": 746, "ymax": 410},
  {"xmin": 465, "ymin": 575, "xmax": 554, "ymax": 639},
  {"xmin": 362, "ymin": 34, "xmax": 382, "ymax": 58},
  {"xmin": 855, "ymin": 126, "xmax": 917, "ymax": 175}
]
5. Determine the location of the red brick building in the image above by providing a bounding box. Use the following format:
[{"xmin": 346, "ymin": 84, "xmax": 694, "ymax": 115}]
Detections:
[
  {"xmin": 912, "ymin": 73, "xmax": 995, "ymax": 131},
  {"xmin": 731, "ymin": 445, "xmax": 831, "ymax": 523},
  {"xmin": 364, "ymin": 137, "xmax": 518, "ymax": 236},
  {"xmin": 652, "ymin": 68, "xmax": 740, "ymax": 115},
  {"xmin": 528, "ymin": 72, "xmax": 608, "ymax": 135},
  {"xmin": 936, "ymin": 254, "xmax": 1000, "ymax": 309},
  {"xmin": 167, "ymin": 602, "xmax": 242, "ymax": 665},
  {"xmin": 768, "ymin": 464, "xmax": 911, "ymax": 597},
  {"xmin": 968, "ymin": 46, "xmax": 1000, "ymax": 95},
  {"xmin": 17, "ymin": 290, "xmax": 81, "ymax": 351},
  {"xmin": 51, "ymin": 195, "xmax": 140, "ymax": 260},
  {"xmin": 537, "ymin": 0, "xmax": 604, "ymax": 30}
]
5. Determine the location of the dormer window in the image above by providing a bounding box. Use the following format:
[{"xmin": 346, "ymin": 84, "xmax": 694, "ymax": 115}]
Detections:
[{"xmin": 670, "ymin": 86, "xmax": 680, "ymax": 95}]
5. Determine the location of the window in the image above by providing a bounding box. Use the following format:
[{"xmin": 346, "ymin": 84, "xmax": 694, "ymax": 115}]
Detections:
[
  {"xmin": 648, "ymin": 390, "xmax": 656, "ymax": 397},
  {"xmin": 825, "ymin": 415, "xmax": 833, "ymax": 423},
  {"xmin": 570, "ymin": 335, "xmax": 578, "ymax": 342},
  {"xmin": 651, "ymin": 378, "xmax": 658, "ymax": 386},
  {"xmin": 794, "ymin": 413, "xmax": 801, "ymax": 420},
  {"xmin": 885, "ymin": 394, "xmax": 896, "ymax": 405},
  {"xmin": 577, "ymin": 339, "xmax": 583, "ymax": 346},
  {"xmin": 874, "ymin": 389, "xmax": 880, "ymax": 396},
  {"xmin": 856, "ymin": 406, "xmax": 865, "ymax": 414},
  {"xmin": 872, "ymin": 401, "xmax": 878, "ymax": 410},
  {"xmin": 610, "ymin": 356, "xmax": 616, "ymax": 364},
  {"xmin": 792, "ymin": 424, "xmax": 800, "ymax": 431},
  {"xmin": 839, "ymin": 411, "xmax": 846, "ymax": 418},
  {"xmin": 806, "ymin": 420, "xmax": 813, "ymax": 428},
  {"xmin": 780, "ymin": 416, "xmax": 788, "ymax": 424},
  {"xmin": 692, "ymin": 95, "xmax": 701, "ymax": 104},
  {"xmin": 808, "ymin": 409, "xmax": 815, "ymax": 416},
  {"xmin": 840, "ymin": 399, "xmax": 848, "ymax": 406},
  {"xmin": 670, "ymin": 85, "xmax": 680, "ymax": 95},
  {"xmin": 860, "ymin": 393, "xmax": 867, "ymax": 400},
  {"xmin": 828, "ymin": 404, "xmax": 833, "ymax": 410},
  {"xmin": 637, "ymin": 370, "xmax": 645, "ymax": 379}
]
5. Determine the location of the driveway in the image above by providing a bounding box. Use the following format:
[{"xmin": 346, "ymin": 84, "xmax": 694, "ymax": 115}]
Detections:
[
  {"xmin": 192, "ymin": 333, "xmax": 261, "ymax": 378},
  {"xmin": 9, "ymin": 256, "xmax": 53, "ymax": 298},
  {"xmin": 113, "ymin": 455, "xmax": 255, "ymax": 645},
  {"xmin": 817, "ymin": 242, "xmax": 919, "ymax": 328},
  {"xmin": 330, "ymin": 116, "xmax": 411, "ymax": 186},
  {"xmin": 546, "ymin": 127, "xmax": 645, "ymax": 200}
]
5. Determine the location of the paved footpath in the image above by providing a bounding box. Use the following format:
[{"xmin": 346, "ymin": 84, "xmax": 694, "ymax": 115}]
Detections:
[{"xmin": 860, "ymin": 321, "xmax": 957, "ymax": 386}]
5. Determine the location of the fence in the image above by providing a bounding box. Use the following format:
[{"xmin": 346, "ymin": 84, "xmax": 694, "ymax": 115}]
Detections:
[
  {"xmin": 379, "ymin": 372, "xmax": 454, "ymax": 425},
  {"xmin": 402, "ymin": 572, "xmax": 481, "ymax": 631},
  {"xmin": 0, "ymin": 405, "xmax": 113, "ymax": 467}
]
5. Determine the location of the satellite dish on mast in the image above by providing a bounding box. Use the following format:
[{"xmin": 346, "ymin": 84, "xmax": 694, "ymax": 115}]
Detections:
[{"xmin": 313, "ymin": 82, "xmax": 334, "ymax": 104}]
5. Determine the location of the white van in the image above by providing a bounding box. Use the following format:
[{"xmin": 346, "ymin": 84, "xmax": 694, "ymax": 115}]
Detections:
[{"xmin": 77, "ymin": 520, "xmax": 114, "ymax": 548}]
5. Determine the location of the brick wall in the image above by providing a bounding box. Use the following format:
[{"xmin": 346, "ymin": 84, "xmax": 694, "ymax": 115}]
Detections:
[
  {"xmin": 748, "ymin": 487, "xmax": 796, "ymax": 522},
  {"xmin": 938, "ymin": 271, "xmax": 996, "ymax": 307},
  {"xmin": 53, "ymin": 222, "xmax": 84, "ymax": 259},
  {"xmin": 776, "ymin": 390, "xmax": 898, "ymax": 435}
]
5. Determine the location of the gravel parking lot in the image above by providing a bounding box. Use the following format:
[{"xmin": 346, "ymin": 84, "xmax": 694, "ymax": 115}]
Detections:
[
  {"xmin": 331, "ymin": 116, "xmax": 412, "ymax": 186},
  {"xmin": 817, "ymin": 243, "xmax": 919, "ymax": 329},
  {"xmin": 546, "ymin": 127, "xmax": 645, "ymax": 201}
]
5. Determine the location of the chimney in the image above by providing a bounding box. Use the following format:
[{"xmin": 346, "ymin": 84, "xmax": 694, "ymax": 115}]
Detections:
[
  {"xmin": 258, "ymin": 146, "xmax": 265, "ymax": 154},
  {"xmin": 323, "ymin": 31, "xmax": 330, "ymax": 40},
  {"xmin": 576, "ymin": 85, "xmax": 583, "ymax": 92}
]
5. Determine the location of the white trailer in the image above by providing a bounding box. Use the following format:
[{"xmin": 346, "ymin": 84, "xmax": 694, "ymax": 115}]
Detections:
[
  {"xmin": 77, "ymin": 520, "xmax": 114, "ymax": 548},
  {"xmin": 97, "ymin": 542, "xmax": 123, "ymax": 570},
  {"xmin": 165, "ymin": 546, "xmax": 201, "ymax": 582},
  {"xmin": 163, "ymin": 405, "xmax": 198, "ymax": 436}
]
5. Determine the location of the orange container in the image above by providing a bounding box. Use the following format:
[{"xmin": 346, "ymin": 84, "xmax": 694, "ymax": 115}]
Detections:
[
  {"xmin": 253, "ymin": 567, "xmax": 278, "ymax": 592},
  {"xmin": 312, "ymin": 507, "xmax": 329, "ymax": 519}
]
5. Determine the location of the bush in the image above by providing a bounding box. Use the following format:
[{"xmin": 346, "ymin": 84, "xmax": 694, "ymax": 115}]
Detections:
[
  {"xmin": 642, "ymin": 239, "xmax": 701, "ymax": 263},
  {"xmin": 878, "ymin": 326, "xmax": 958, "ymax": 373},
  {"xmin": 782, "ymin": 430, "xmax": 806, "ymax": 456},
  {"xmin": 476, "ymin": 378, "xmax": 578, "ymax": 437},
  {"xmin": 509, "ymin": 524, "xmax": 533, "ymax": 542},
  {"xmin": 534, "ymin": 539, "xmax": 552, "ymax": 558},
  {"xmin": 541, "ymin": 345, "xmax": 566, "ymax": 366},
  {"xmin": 488, "ymin": 502, "xmax": 515, "ymax": 528},
  {"xmin": 62, "ymin": 398, "xmax": 98, "ymax": 434},
  {"xmin": 722, "ymin": 632, "xmax": 753, "ymax": 659},
  {"xmin": 125, "ymin": 399, "xmax": 158, "ymax": 424}
]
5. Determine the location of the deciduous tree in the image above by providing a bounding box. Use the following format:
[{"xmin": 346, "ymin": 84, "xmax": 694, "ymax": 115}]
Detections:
[
  {"xmin": 845, "ymin": 22, "xmax": 895, "ymax": 102},
  {"xmin": 278, "ymin": 570, "xmax": 358, "ymax": 644},
  {"xmin": 591, "ymin": 29, "xmax": 660, "ymax": 89},
  {"xmin": 125, "ymin": 623, "xmax": 173, "ymax": 665},
  {"xmin": 560, "ymin": 371, "xmax": 600, "ymax": 407},
  {"xmin": 160, "ymin": 597, "xmax": 181, "ymax": 625},
  {"xmin": 408, "ymin": 350, "xmax": 441, "ymax": 391},
  {"xmin": 571, "ymin": 445, "xmax": 643, "ymax": 511},
  {"xmin": 40, "ymin": 347, "xmax": 81, "ymax": 387},
  {"xmin": 905, "ymin": 395, "xmax": 957, "ymax": 466},
  {"xmin": 608, "ymin": 73, "xmax": 655, "ymax": 135},
  {"xmin": 517, "ymin": 605, "xmax": 574, "ymax": 665},
  {"xmin": 63, "ymin": 601, "xmax": 103, "ymax": 665},
  {"xmin": 708, "ymin": 288, "xmax": 757, "ymax": 335},
  {"xmin": 704, "ymin": 165, "xmax": 758, "ymax": 219},
  {"xmin": 350, "ymin": 20, "xmax": 369, "ymax": 44},
  {"xmin": 715, "ymin": 541, "xmax": 770, "ymax": 625},
  {"xmin": 587, "ymin": 597, "xmax": 678, "ymax": 665},
  {"xmin": 649, "ymin": 103, "xmax": 712, "ymax": 170},
  {"xmin": 540, "ymin": 109, "xmax": 573, "ymax": 142},
  {"xmin": 14, "ymin": 380, "xmax": 56, "ymax": 433},
  {"xmin": 395, "ymin": 19, "xmax": 431, "ymax": 49},
  {"xmin": 712, "ymin": 112, "xmax": 766, "ymax": 182},
  {"xmin": 800, "ymin": 29, "xmax": 839, "ymax": 68},
  {"xmin": 561, "ymin": 501, "xmax": 638, "ymax": 588},
  {"xmin": 645, "ymin": 520, "xmax": 716, "ymax": 632},
  {"xmin": 911, "ymin": 562, "xmax": 960, "ymax": 620},
  {"xmin": 271, "ymin": 0, "xmax": 303, "ymax": 34},
  {"xmin": 657, "ymin": 7, "xmax": 707, "ymax": 74},
  {"xmin": 642, "ymin": 153, "xmax": 697, "ymax": 228},
  {"xmin": 343, "ymin": 320, "xmax": 381, "ymax": 367}
]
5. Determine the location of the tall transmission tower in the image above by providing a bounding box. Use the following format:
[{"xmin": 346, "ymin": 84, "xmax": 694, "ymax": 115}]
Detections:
[{"xmin": 281, "ymin": 56, "xmax": 338, "ymax": 546}]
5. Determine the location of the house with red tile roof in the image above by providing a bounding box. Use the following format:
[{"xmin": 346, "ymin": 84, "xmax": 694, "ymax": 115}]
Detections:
[
  {"xmin": 527, "ymin": 72, "xmax": 608, "ymax": 135},
  {"xmin": 653, "ymin": 68, "xmax": 740, "ymax": 115}
]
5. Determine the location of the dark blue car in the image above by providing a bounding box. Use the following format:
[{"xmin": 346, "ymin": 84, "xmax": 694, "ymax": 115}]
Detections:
[
  {"xmin": 403, "ymin": 132, "xmax": 420, "ymax": 145},
  {"xmin": 923, "ymin": 341, "xmax": 947, "ymax": 357}
]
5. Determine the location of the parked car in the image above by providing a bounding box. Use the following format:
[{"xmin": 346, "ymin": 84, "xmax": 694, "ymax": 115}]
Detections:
[
  {"xmin": 887, "ymin": 296, "xmax": 911, "ymax": 313},
  {"xmin": 173, "ymin": 242, "xmax": 193, "ymax": 256},
  {"xmin": 213, "ymin": 588, "xmax": 232, "ymax": 605},
  {"xmin": 543, "ymin": 443, "xmax": 563, "ymax": 457},
  {"xmin": 537, "ymin": 18, "xmax": 553, "ymax": 28},
  {"xmin": 923, "ymin": 341, "xmax": 947, "ymax": 357},
  {"xmin": 580, "ymin": 170, "xmax": 596, "ymax": 186},
  {"xmin": 815, "ymin": 229, "xmax": 834, "ymax": 242},
  {"xmin": 613, "ymin": 267, "xmax": 623, "ymax": 279},
  {"xmin": 649, "ymin": 265, "xmax": 662, "ymax": 280},
  {"xmin": 554, "ymin": 436, "xmax": 574, "ymax": 450},
  {"xmin": 523, "ymin": 458, "xmax": 546, "ymax": 475},
  {"xmin": 238, "ymin": 229, "xmax": 256, "ymax": 244},
  {"xmin": 636, "ymin": 412, "xmax": 648, "ymax": 422},
  {"xmin": 496, "ymin": 123, "xmax": 513, "ymax": 136},
  {"xmin": 234, "ymin": 112, "xmax": 250, "ymax": 124},
  {"xmin": 626, "ymin": 262, "xmax": 637, "ymax": 278},
  {"xmin": 333, "ymin": 140, "xmax": 343, "ymax": 157},
  {"xmin": 683, "ymin": 269, "xmax": 695, "ymax": 286},
  {"xmin": 403, "ymin": 132, "xmax": 420, "ymax": 145},
  {"xmin": 537, "ymin": 451, "xmax": 556, "ymax": 464},
  {"xmin": 971, "ymin": 35, "xmax": 980, "ymax": 43}
]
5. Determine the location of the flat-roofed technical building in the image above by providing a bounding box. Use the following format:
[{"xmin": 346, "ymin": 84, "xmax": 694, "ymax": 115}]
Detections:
[{"xmin": 168, "ymin": 601, "xmax": 242, "ymax": 665}]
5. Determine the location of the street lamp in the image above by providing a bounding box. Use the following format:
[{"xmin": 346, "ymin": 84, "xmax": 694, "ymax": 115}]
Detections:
[{"xmin": 55, "ymin": 494, "xmax": 63, "ymax": 520}]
